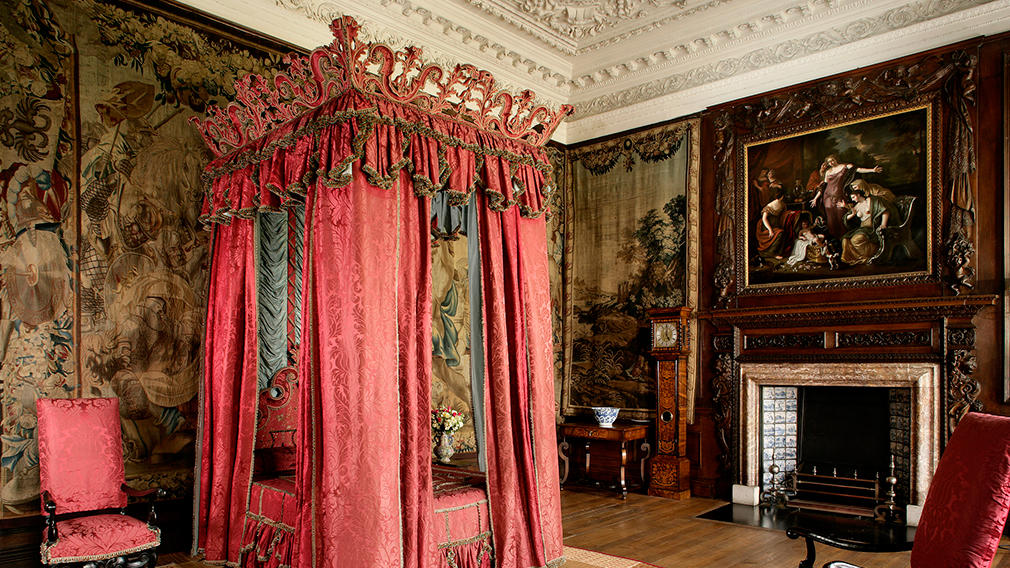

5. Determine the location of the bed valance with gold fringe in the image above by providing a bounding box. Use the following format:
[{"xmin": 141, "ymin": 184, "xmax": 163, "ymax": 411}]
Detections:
[{"xmin": 190, "ymin": 16, "xmax": 573, "ymax": 227}]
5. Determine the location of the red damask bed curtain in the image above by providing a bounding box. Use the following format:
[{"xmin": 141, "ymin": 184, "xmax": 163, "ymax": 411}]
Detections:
[{"xmin": 191, "ymin": 16, "xmax": 571, "ymax": 568}]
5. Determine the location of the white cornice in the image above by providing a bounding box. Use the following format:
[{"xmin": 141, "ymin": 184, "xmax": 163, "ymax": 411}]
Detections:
[{"xmin": 561, "ymin": 0, "xmax": 1010, "ymax": 143}]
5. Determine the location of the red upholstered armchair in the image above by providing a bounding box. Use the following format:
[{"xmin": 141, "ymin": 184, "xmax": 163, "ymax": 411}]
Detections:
[
  {"xmin": 788, "ymin": 411, "xmax": 1010, "ymax": 568},
  {"xmin": 36, "ymin": 397, "xmax": 165, "ymax": 567}
]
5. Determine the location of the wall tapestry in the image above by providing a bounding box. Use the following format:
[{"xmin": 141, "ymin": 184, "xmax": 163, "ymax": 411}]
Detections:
[
  {"xmin": 560, "ymin": 120, "xmax": 700, "ymax": 421},
  {"xmin": 0, "ymin": 0, "xmax": 284, "ymax": 519},
  {"xmin": 431, "ymin": 237, "xmax": 476, "ymax": 452},
  {"xmin": 742, "ymin": 103, "xmax": 934, "ymax": 289}
]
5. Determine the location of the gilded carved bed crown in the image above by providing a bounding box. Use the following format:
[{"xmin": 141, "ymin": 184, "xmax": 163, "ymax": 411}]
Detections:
[{"xmin": 190, "ymin": 15, "xmax": 573, "ymax": 157}]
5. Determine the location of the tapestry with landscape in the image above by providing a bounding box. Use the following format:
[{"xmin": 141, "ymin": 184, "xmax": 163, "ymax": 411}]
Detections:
[{"xmin": 560, "ymin": 121, "xmax": 699, "ymax": 420}]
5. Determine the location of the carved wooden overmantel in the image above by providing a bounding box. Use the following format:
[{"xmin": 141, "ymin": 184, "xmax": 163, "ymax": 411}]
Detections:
[
  {"xmin": 706, "ymin": 295, "xmax": 996, "ymax": 488},
  {"xmin": 695, "ymin": 34, "xmax": 1008, "ymax": 498}
]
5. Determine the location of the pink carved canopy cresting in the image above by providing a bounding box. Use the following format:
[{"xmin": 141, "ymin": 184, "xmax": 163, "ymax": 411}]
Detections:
[{"xmin": 190, "ymin": 16, "xmax": 573, "ymax": 158}]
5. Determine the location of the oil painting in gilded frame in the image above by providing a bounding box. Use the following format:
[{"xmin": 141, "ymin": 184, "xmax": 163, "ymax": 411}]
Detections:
[
  {"xmin": 740, "ymin": 102, "xmax": 938, "ymax": 292},
  {"xmin": 559, "ymin": 119, "xmax": 701, "ymax": 422}
]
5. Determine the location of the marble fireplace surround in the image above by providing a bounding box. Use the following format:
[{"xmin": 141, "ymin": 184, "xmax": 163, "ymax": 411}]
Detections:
[{"xmin": 735, "ymin": 361, "xmax": 941, "ymax": 510}]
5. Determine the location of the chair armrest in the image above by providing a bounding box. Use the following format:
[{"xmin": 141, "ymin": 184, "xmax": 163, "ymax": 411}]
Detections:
[
  {"xmin": 41, "ymin": 491, "xmax": 58, "ymax": 543},
  {"xmin": 122, "ymin": 484, "xmax": 166, "ymax": 526},
  {"xmin": 41, "ymin": 490, "xmax": 56, "ymax": 514},
  {"xmin": 120, "ymin": 484, "xmax": 166, "ymax": 499}
]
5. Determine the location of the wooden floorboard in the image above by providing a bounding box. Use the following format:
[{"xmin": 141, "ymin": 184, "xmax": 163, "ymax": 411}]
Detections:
[
  {"xmin": 562, "ymin": 487, "xmax": 1010, "ymax": 568},
  {"xmin": 159, "ymin": 486, "xmax": 1010, "ymax": 566}
]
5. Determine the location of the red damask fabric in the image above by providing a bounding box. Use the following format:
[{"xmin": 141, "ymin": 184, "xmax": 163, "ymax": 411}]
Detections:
[
  {"xmin": 197, "ymin": 219, "xmax": 260, "ymax": 562},
  {"xmin": 294, "ymin": 170, "xmax": 436, "ymax": 567},
  {"xmin": 255, "ymin": 367, "xmax": 298, "ymax": 451},
  {"xmin": 910, "ymin": 412, "xmax": 1010, "ymax": 568},
  {"xmin": 477, "ymin": 196, "xmax": 565, "ymax": 568},
  {"xmin": 41, "ymin": 513, "xmax": 159, "ymax": 564},
  {"xmin": 36, "ymin": 397, "xmax": 127, "ymax": 514}
]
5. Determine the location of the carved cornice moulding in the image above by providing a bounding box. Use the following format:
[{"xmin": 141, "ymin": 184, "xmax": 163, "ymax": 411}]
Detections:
[
  {"xmin": 270, "ymin": 0, "xmax": 574, "ymax": 96},
  {"xmin": 706, "ymin": 295, "xmax": 997, "ymax": 327},
  {"xmin": 568, "ymin": 0, "xmax": 1004, "ymax": 117},
  {"xmin": 563, "ymin": 0, "xmax": 1010, "ymax": 142},
  {"xmin": 465, "ymin": 0, "xmax": 731, "ymax": 55}
]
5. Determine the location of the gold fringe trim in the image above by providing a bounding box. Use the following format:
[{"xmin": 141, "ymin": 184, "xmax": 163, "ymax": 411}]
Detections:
[
  {"xmin": 438, "ymin": 530, "xmax": 492, "ymax": 550},
  {"xmin": 200, "ymin": 105, "xmax": 553, "ymax": 227},
  {"xmin": 244, "ymin": 511, "xmax": 295, "ymax": 533}
]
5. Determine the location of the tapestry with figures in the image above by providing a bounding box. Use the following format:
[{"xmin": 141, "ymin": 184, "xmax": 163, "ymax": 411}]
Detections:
[
  {"xmin": 431, "ymin": 237, "xmax": 477, "ymax": 453},
  {"xmin": 560, "ymin": 122, "xmax": 699, "ymax": 420},
  {"xmin": 0, "ymin": 0, "xmax": 284, "ymax": 519}
]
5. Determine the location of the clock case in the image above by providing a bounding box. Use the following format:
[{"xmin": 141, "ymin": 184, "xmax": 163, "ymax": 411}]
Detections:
[{"xmin": 647, "ymin": 307, "xmax": 692, "ymax": 498}]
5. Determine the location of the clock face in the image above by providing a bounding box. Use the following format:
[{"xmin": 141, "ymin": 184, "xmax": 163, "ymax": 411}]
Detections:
[{"xmin": 653, "ymin": 321, "xmax": 679, "ymax": 349}]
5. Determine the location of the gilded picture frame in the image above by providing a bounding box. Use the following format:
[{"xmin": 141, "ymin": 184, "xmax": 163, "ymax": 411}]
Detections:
[{"xmin": 737, "ymin": 100, "xmax": 940, "ymax": 293}]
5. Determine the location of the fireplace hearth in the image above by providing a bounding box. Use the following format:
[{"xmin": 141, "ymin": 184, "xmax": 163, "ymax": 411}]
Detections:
[
  {"xmin": 737, "ymin": 362, "xmax": 940, "ymax": 512},
  {"xmin": 759, "ymin": 385, "xmax": 909, "ymax": 514}
]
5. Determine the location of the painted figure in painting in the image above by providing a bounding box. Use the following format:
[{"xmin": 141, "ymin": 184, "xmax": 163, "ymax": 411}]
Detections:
[
  {"xmin": 808, "ymin": 155, "xmax": 883, "ymax": 239},
  {"xmin": 755, "ymin": 188, "xmax": 799, "ymax": 260},
  {"xmin": 840, "ymin": 186, "xmax": 899, "ymax": 265},
  {"xmin": 785, "ymin": 219, "xmax": 828, "ymax": 267},
  {"xmin": 752, "ymin": 168, "xmax": 786, "ymax": 210}
]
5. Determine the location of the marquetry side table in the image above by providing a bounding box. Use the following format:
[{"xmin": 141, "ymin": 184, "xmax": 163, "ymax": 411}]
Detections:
[{"xmin": 557, "ymin": 423, "xmax": 651, "ymax": 499}]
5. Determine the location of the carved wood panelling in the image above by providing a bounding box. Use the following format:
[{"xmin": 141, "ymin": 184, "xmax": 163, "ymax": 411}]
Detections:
[
  {"xmin": 946, "ymin": 327, "xmax": 976, "ymax": 347},
  {"xmin": 743, "ymin": 333, "xmax": 824, "ymax": 350},
  {"xmin": 947, "ymin": 349, "xmax": 982, "ymax": 440},
  {"xmin": 712, "ymin": 334, "xmax": 734, "ymax": 353},
  {"xmin": 836, "ymin": 330, "xmax": 932, "ymax": 348},
  {"xmin": 711, "ymin": 351, "xmax": 734, "ymax": 474}
]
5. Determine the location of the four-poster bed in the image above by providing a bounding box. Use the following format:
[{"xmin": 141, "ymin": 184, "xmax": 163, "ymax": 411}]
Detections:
[{"xmin": 189, "ymin": 15, "xmax": 572, "ymax": 568}]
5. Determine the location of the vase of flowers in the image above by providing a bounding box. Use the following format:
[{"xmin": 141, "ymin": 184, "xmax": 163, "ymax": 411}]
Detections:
[{"xmin": 431, "ymin": 405, "xmax": 465, "ymax": 464}]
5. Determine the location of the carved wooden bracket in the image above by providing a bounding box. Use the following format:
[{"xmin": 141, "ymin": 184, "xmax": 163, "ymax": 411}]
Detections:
[{"xmin": 711, "ymin": 338, "xmax": 735, "ymax": 475}]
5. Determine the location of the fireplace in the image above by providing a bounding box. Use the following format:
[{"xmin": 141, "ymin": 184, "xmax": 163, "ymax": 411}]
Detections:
[{"xmin": 735, "ymin": 362, "xmax": 940, "ymax": 511}]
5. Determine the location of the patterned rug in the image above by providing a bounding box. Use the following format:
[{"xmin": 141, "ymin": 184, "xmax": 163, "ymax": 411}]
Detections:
[{"xmin": 564, "ymin": 546, "xmax": 660, "ymax": 568}]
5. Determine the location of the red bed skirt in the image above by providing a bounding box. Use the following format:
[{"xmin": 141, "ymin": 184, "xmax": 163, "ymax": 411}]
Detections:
[
  {"xmin": 238, "ymin": 467, "xmax": 490, "ymax": 568},
  {"xmin": 432, "ymin": 465, "xmax": 491, "ymax": 568},
  {"xmin": 240, "ymin": 476, "xmax": 296, "ymax": 568}
]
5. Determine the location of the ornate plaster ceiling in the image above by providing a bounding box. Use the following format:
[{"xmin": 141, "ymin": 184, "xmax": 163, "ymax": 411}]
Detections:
[{"xmin": 181, "ymin": 0, "xmax": 1010, "ymax": 143}]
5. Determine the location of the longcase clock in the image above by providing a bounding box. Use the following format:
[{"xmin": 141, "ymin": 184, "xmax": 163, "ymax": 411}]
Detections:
[{"xmin": 647, "ymin": 307, "xmax": 691, "ymax": 499}]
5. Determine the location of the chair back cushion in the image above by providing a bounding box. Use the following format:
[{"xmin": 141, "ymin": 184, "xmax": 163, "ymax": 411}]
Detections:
[
  {"xmin": 911, "ymin": 412, "xmax": 1010, "ymax": 568},
  {"xmin": 37, "ymin": 398, "xmax": 127, "ymax": 514}
]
